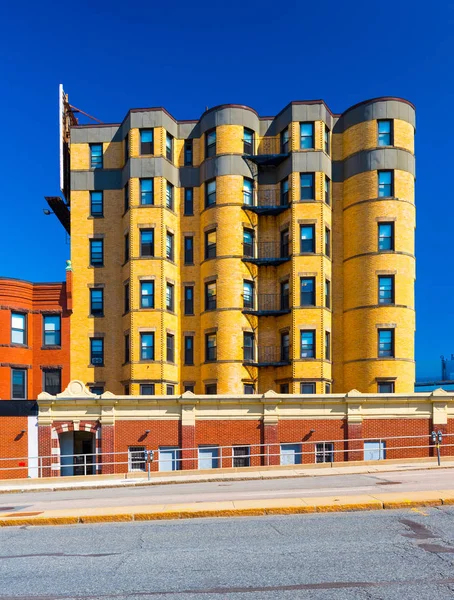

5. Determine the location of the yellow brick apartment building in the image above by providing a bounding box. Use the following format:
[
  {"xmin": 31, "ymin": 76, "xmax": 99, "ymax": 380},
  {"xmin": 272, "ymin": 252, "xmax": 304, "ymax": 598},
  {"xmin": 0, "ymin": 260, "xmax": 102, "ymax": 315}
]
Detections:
[{"xmin": 62, "ymin": 97, "xmax": 415, "ymax": 396}]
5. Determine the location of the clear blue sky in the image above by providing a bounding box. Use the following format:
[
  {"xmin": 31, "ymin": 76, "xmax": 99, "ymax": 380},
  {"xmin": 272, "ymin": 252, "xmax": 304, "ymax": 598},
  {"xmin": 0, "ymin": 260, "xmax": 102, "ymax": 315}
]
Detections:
[{"xmin": 1, "ymin": 0, "xmax": 452, "ymax": 379}]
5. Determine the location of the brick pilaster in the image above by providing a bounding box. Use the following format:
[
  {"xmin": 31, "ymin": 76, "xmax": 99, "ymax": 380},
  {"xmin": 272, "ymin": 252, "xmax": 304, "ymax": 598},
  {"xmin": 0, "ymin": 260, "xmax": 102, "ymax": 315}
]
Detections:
[
  {"xmin": 100, "ymin": 424, "xmax": 115, "ymax": 474},
  {"xmin": 347, "ymin": 422, "xmax": 363, "ymax": 462},
  {"xmin": 38, "ymin": 425, "xmax": 52, "ymax": 478}
]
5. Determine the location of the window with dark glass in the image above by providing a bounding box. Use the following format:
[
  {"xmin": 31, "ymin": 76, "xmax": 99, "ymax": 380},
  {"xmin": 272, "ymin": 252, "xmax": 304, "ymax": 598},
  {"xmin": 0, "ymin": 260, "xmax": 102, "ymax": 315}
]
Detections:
[
  {"xmin": 184, "ymin": 236, "xmax": 194, "ymax": 264},
  {"xmin": 90, "ymin": 337, "xmax": 104, "ymax": 365},
  {"xmin": 12, "ymin": 369, "xmax": 26, "ymax": 399},
  {"xmin": 281, "ymin": 127, "xmax": 289, "ymax": 154},
  {"xmin": 378, "ymin": 381, "xmax": 395, "ymax": 393},
  {"xmin": 378, "ymin": 276, "xmax": 394, "ymax": 305},
  {"xmin": 378, "ymin": 329, "xmax": 394, "ymax": 357},
  {"xmin": 166, "ymin": 283, "xmax": 174, "ymax": 312},
  {"xmin": 166, "ymin": 182, "xmax": 174, "ymax": 210},
  {"xmin": 281, "ymin": 229, "xmax": 290, "ymax": 257},
  {"xmin": 378, "ymin": 170, "xmax": 393, "ymax": 197},
  {"xmin": 184, "ymin": 384, "xmax": 195, "ymax": 393},
  {"xmin": 140, "ymin": 281, "xmax": 154, "ymax": 308},
  {"xmin": 281, "ymin": 281, "xmax": 290, "ymax": 310},
  {"xmin": 11, "ymin": 313, "xmax": 26, "ymax": 345},
  {"xmin": 124, "ymin": 283, "xmax": 130, "ymax": 313},
  {"xmin": 316, "ymin": 442, "xmax": 334, "ymax": 463},
  {"xmin": 300, "ymin": 330, "xmax": 315, "ymax": 358},
  {"xmin": 300, "ymin": 122, "xmax": 314, "ymax": 149},
  {"xmin": 301, "ymin": 382, "xmax": 315, "ymax": 394},
  {"xmin": 378, "ymin": 120, "xmax": 393, "ymax": 146},
  {"xmin": 140, "ymin": 333, "xmax": 154, "ymax": 360},
  {"xmin": 378, "ymin": 222, "xmax": 394, "ymax": 251},
  {"xmin": 300, "ymin": 225, "xmax": 315, "ymax": 253},
  {"xmin": 244, "ymin": 128, "xmax": 254, "ymax": 154},
  {"xmin": 166, "ymin": 231, "xmax": 174, "ymax": 261},
  {"xmin": 124, "ymin": 334, "xmax": 130, "ymax": 363},
  {"xmin": 205, "ymin": 384, "xmax": 217, "ymax": 395},
  {"xmin": 243, "ymin": 332, "xmax": 255, "ymax": 362},
  {"xmin": 140, "ymin": 229, "xmax": 154, "ymax": 257},
  {"xmin": 205, "ymin": 282, "xmax": 216, "ymax": 311},
  {"xmin": 140, "ymin": 179, "xmax": 153, "ymax": 205},
  {"xmin": 325, "ymin": 331, "xmax": 331, "ymax": 360},
  {"xmin": 325, "ymin": 227, "xmax": 331, "ymax": 257},
  {"xmin": 140, "ymin": 129, "xmax": 153, "ymax": 154},
  {"xmin": 124, "ymin": 233, "xmax": 129, "ymax": 263},
  {"xmin": 300, "ymin": 173, "xmax": 314, "ymax": 200},
  {"xmin": 43, "ymin": 315, "xmax": 61, "ymax": 345},
  {"xmin": 233, "ymin": 446, "xmax": 250, "ymax": 467},
  {"xmin": 166, "ymin": 384, "xmax": 175, "ymax": 395},
  {"xmin": 124, "ymin": 133, "xmax": 129, "ymax": 162},
  {"xmin": 184, "ymin": 286, "xmax": 194, "ymax": 315},
  {"xmin": 90, "ymin": 289, "xmax": 104, "ymax": 316},
  {"xmin": 90, "ymin": 143, "xmax": 103, "ymax": 169},
  {"xmin": 124, "ymin": 385, "xmax": 130, "ymax": 396},
  {"xmin": 205, "ymin": 179, "xmax": 216, "ymax": 207},
  {"xmin": 206, "ymin": 333, "xmax": 217, "ymax": 361},
  {"xmin": 166, "ymin": 333, "xmax": 175, "ymax": 363},
  {"xmin": 325, "ymin": 176, "xmax": 330, "ymax": 205},
  {"xmin": 205, "ymin": 229, "xmax": 216, "ymax": 258},
  {"xmin": 243, "ymin": 281, "xmax": 254, "ymax": 309},
  {"xmin": 205, "ymin": 129, "xmax": 216, "ymax": 158},
  {"xmin": 184, "ymin": 139, "xmax": 193, "ymax": 166},
  {"xmin": 300, "ymin": 277, "xmax": 315, "ymax": 306},
  {"xmin": 281, "ymin": 177, "xmax": 289, "ymax": 205},
  {"xmin": 43, "ymin": 369, "xmax": 61, "ymax": 395},
  {"xmin": 244, "ymin": 384, "xmax": 255, "ymax": 394},
  {"xmin": 281, "ymin": 331, "xmax": 290, "ymax": 362},
  {"xmin": 90, "ymin": 191, "xmax": 103, "ymax": 217},
  {"xmin": 90, "ymin": 386, "xmax": 104, "ymax": 395},
  {"xmin": 184, "ymin": 336, "xmax": 194, "ymax": 365},
  {"xmin": 325, "ymin": 279, "xmax": 331, "ymax": 309},
  {"xmin": 325, "ymin": 383, "xmax": 331, "ymax": 393},
  {"xmin": 184, "ymin": 188, "xmax": 193, "ymax": 215},
  {"xmin": 243, "ymin": 228, "xmax": 254, "ymax": 257},
  {"xmin": 140, "ymin": 384, "xmax": 155, "ymax": 395},
  {"xmin": 166, "ymin": 133, "xmax": 173, "ymax": 161},
  {"xmin": 243, "ymin": 178, "xmax": 253, "ymax": 205},
  {"xmin": 324, "ymin": 125, "xmax": 330, "ymax": 155},
  {"xmin": 90, "ymin": 239, "xmax": 103, "ymax": 266},
  {"xmin": 280, "ymin": 383, "xmax": 290, "ymax": 394}
]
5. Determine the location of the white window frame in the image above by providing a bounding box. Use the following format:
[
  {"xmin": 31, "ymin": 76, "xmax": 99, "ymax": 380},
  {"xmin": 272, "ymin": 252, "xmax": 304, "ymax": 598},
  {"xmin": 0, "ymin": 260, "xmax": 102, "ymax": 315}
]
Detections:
[
  {"xmin": 315, "ymin": 442, "xmax": 334, "ymax": 463},
  {"xmin": 128, "ymin": 446, "xmax": 146, "ymax": 472}
]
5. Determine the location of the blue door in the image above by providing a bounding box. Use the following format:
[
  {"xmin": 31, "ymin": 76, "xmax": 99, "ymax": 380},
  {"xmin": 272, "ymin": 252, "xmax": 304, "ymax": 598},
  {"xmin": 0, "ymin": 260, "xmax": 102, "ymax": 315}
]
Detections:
[
  {"xmin": 280, "ymin": 444, "xmax": 302, "ymax": 465},
  {"xmin": 198, "ymin": 446, "xmax": 219, "ymax": 470},
  {"xmin": 158, "ymin": 447, "xmax": 180, "ymax": 471},
  {"xmin": 364, "ymin": 441, "xmax": 386, "ymax": 461}
]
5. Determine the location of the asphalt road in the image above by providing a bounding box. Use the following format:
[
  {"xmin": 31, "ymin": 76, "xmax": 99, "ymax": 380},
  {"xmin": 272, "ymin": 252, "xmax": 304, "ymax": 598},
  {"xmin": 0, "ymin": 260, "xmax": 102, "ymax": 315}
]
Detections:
[
  {"xmin": 1, "ymin": 508, "xmax": 454, "ymax": 599},
  {"xmin": 0, "ymin": 468, "xmax": 453, "ymax": 514}
]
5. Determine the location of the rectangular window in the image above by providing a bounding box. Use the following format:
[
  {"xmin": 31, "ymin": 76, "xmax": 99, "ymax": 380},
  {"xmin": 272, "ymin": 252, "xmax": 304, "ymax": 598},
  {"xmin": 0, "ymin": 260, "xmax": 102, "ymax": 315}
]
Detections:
[
  {"xmin": 124, "ymin": 283, "xmax": 130, "ymax": 313},
  {"xmin": 184, "ymin": 236, "xmax": 194, "ymax": 264},
  {"xmin": 280, "ymin": 383, "xmax": 289, "ymax": 394},
  {"xmin": 43, "ymin": 369, "xmax": 61, "ymax": 395},
  {"xmin": 243, "ymin": 228, "xmax": 255, "ymax": 258},
  {"xmin": 124, "ymin": 182, "xmax": 129, "ymax": 213},
  {"xmin": 166, "ymin": 232, "xmax": 174, "ymax": 261},
  {"xmin": 281, "ymin": 177, "xmax": 289, "ymax": 205},
  {"xmin": 124, "ymin": 333, "xmax": 130, "ymax": 363},
  {"xmin": 300, "ymin": 277, "xmax": 315, "ymax": 306},
  {"xmin": 184, "ymin": 188, "xmax": 193, "ymax": 215},
  {"xmin": 184, "ymin": 139, "xmax": 193, "ymax": 166},
  {"xmin": 166, "ymin": 283, "xmax": 174, "ymax": 312},
  {"xmin": 128, "ymin": 446, "xmax": 146, "ymax": 472},
  {"xmin": 166, "ymin": 333, "xmax": 175, "ymax": 363},
  {"xmin": 89, "ymin": 289, "xmax": 104, "ymax": 317},
  {"xmin": 300, "ymin": 225, "xmax": 315, "ymax": 253},
  {"xmin": 140, "ymin": 229, "xmax": 154, "ymax": 257},
  {"xmin": 324, "ymin": 125, "xmax": 330, "ymax": 155},
  {"xmin": 301, "ymin": 330, "xmax": 315, "ymax": 358},
  {"xmin": 140, "ymin": 179, "xmax": 153, "ymax": 205},
  {"xmin": 244, "ymin": 127, "xmax": 254, "ymax": 154},
  {"xmin": 43, "ymin": 314, "xmax": 61, "ymax": 346},
  {"xmin": 378, "ymin": 329, "xmax": 394, "ymax": 358},
  {"xmin": 11, "ymin": 313, "xmax": 26, "ymax": 345},
  {"xmin": 281, "ymin": 229, "xmax": 290, "ymax": 258},
  {"xmin": 281, "ymin": 281, "xmax": 290, "ymax": 310},
  {"xmin": 168, "ymin": 384, "xmax": 175, "ymax": 396},
  {"xmin": 301, "ymin": 382, "xmax": 316, "ymax": 394},
  {"xmin": 205, "ymin": 281, "xmax": 216, "ymax": 311},
  {"xmin": 205, "ymin": 384, "xmax": 217, "ymax": 395},
  {"xmin": 205, "ymin": 229, "xmax": 216, "ymax": 259},
  {"xmin": 325, "ymin": 279, "xmax": 331, "ymax": 309},
  {"xmin": 243, "ymin": 332, "xmax": 255, "ymax": 362},
  {"xmin": 281, "ymin": 331, "xmax": 290, "ymax": 362},
  {"xmin": 205, "ymin": 129, "xmax": 216, "ymax": 158},
  {"xmin": 244, "ymin": 384, "xmax": 255, "ymax": 394},
  {"xmin": 280, "ymin": 127, "xmax": 289, "ymax": 154},
  {"xmin": 378, "ymin": 222, "xmax": 394, "ymax": 251},
  {"xmin": 166, "ymin": 133, "xmax": 173, "ymax": 161},
  {"xmin": 140, "ymin": 333, "xmax": 154, "ymax": 360},
  {"xmin": 184, "ymin": 335, "xmax": 194, "ymax": 365},
  {"xmin": 364, "ymin": 441, "xmax": 386, "ymax": 461},
  {"xmin": 90, "ymin": 239, "xmax": 103, "ymax": 266},
  {"xmin": 206, "ymin": 333, "xmax": 216, "ymax": 361},
  {"xmin": 233, "ymin": 446, "xmax": 250, "ymax": 468},
  {"xmin": 90, "ymin": 386, "xmax": 104, "ymax": 395},
  {"xmin": 243, "ymin": 281, "xmax": 254, "ymax": 309},
  {"xmin": 12, "ymin": 369, "xmax": 26, "ymax": 399},
  {"xmin": 316, "ymin": 442, "xmax": 334, "ymax": 463},
  {"xmin": 184, "ymin": 384, "xmax": 195, "ymax": 393},
  {"xmin": 140, "ymin": 384, "xmax": 155, "ymax": 395},
  {"xmin": 206, "ymin": 179, "xmax": 216, "ymax": 207},
  {"xmin": 90, "ymin": 338, "xmax": 104, "ymax": 365},
  {"xmin": 124, "ymin": 134, "xmax": 129, "ymax": 162},
  {"xmin": 300, "ymin": 173, "xmax": 314, "ymax": 200},
  {"xmin": 378, "ymin": 120, "xmax": 393, "ymax": 146},
  {"xmin": 90, "ymin": 143, "xmax": 103, "ymax": 169},
  {"xmin": 140, "ymin": 129, "xmax": 154, "ymax": 154},
  {"xmin": 300, "ymin": 122, "xmax": 314, "ymax": 149},
  {"xmin": 378, "ymin": 170, "xmax": 393, "ymax": 197},
  {"xmin": 90, "ymin": 191, "xmax": 103, "ymax": 217},
  {"xmin": 124, "ymin": 233, "xmax": 129, "ymax": 263},
  {"xmin": 325, "ymin": 331, "xmax": 331, "ymax": 360},
  {"xmin": 184, "ymin": 286, "xmax": 194, "ymax": 315},
  {"xmin": 378, "ymin": 276, "xmax": 394, "ymax": 305},
  {"xmin": 243, "ymin": 178, "xmax": 253, "ymax": 205},
  {"xmin": 325, "ymin": 383, "xmax": 331, "ymax": 393},
  {"xmin": 325, "ymin": 227, "xmax": 331, "ymax": 257},
  {"xmin": 378, "ymin": 381, "xmax": 395, "ymax": 393},
  {"xmin": 140, "ymin": 281, "xmax": 154, "ymax": 309},
  {"xmin": 325, "ymin": 176, "xmax": 330, "ymax": 205},
  {"xmin": 166, "ymin": 182, "xmax": 174, "ymax": 210}
]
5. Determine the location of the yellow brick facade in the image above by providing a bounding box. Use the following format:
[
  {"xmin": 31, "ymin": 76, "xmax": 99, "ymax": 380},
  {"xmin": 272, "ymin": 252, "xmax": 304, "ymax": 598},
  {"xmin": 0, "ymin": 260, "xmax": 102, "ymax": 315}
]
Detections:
[{"xmin": 67, "ymin": 98, "xmax": 415, "ymax": 395}]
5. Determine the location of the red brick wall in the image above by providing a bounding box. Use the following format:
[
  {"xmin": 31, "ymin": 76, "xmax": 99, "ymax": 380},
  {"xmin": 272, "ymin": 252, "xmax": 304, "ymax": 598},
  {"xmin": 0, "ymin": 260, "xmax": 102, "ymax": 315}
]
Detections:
[
  {"xmin": 362, "ymin": 419, "xmax": 431, "ymax": 459},
  {"xmin": 195, "ymin": 419, "xmax": 262, "ymax": 467},
  {"xmin": 0, "ymin": 416, "xmax": 28, "ymax": 479},
  {"xmin": 278, "ymin": 419, "xmax": 347, "ymax": 463}
]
